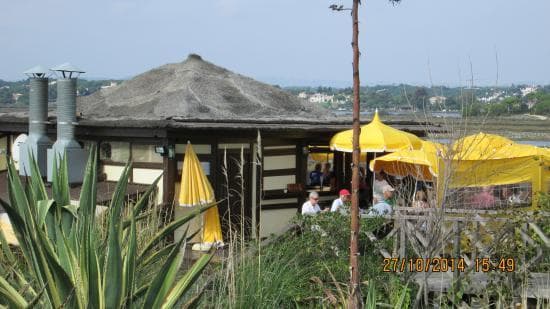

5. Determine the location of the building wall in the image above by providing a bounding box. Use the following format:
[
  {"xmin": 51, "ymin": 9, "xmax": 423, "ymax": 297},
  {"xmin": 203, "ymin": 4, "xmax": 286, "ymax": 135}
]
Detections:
[
  {"xmin": 133, "ymin": 168, "xmax": 163, "ymax": 205},
  {"xmin": 260, "ymin": 208, "xmax": 297, "ymax": 238},
  {"xmin": 259, "ymin": 197, "xmax": 299, "ymax": 237},
  {"xmin": 259, "ymin": 144, "xmax": 302, "ymax": 237}
]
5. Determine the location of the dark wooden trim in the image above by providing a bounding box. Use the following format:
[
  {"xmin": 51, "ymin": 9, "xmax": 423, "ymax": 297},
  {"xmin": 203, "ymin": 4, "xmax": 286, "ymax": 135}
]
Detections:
[
  {"xmin": 6, "ymin": 135, "xmax": 11, "ymax": 157},
  {"xmin": 260, "ymin": 203, "xmax": 299, "ymax": 210},
  {"xmin": 263, "ymin": 148, "xmax": 296, "ymax": 156},
  {"xmin": 262, "ymin": 168, "xmax": 296, "ymax": 177},
  {"xmin": 163, "ymin": 140, "xmax": 177, "ymax": 217},
  {"xmin": 175, "ymin": 154, "xmax": 213, "ymax": 161},
  {"xmin": 100, "ymin": 160, "xmax": 163, "ymax": 169},
  {"xmin": 262, "ymin": 190, "xmax": 300, "ymax": 199},
  {"xmin": 296, "ymin": 143, "xmax": 307, "ymax": 207},
  {"xmin": 334, "ymin": 151, "xmax": 343, "ymax": 190}
]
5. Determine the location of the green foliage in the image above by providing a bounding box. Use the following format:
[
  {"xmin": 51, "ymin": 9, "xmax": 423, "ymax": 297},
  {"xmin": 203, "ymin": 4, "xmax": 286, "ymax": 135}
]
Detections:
[
  {"xmin": 533, "ymin": 94, "xmax": 550, "ymax": 115},
  {"xmin": 0, "ymin": 78, "xmax": 122, "ymax": 105},
  {"xmin": 0, "ymin": 148, "xmax": 213, "ymax": 308},
  {"xmin": 201, "ymin": 213, "xmax": 409, "ymax": 307}
]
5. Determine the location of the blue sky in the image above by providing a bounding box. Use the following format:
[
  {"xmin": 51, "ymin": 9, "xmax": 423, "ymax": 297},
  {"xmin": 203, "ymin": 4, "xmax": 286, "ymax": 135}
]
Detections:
[{"xmin": 1, "ymin": 0, "xmax": 549, "ymax": 86}]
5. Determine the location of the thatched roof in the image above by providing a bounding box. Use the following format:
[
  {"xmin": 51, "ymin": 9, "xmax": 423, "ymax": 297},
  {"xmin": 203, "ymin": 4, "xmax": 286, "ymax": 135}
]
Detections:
[{"xmin": 78, "ymin": 54, "xmax": 328, "ymax": 121}]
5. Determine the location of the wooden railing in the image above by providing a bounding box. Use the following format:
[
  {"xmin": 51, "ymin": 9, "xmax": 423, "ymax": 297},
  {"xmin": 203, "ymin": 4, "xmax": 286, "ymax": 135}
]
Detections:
[{"xmin": 362, "ymin": 207, "xmax": 550, "ymax": 301}]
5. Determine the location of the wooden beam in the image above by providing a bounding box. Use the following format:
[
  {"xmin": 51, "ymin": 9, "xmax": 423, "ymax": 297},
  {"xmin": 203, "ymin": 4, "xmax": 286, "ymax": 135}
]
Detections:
[
  {"xmin": 262, "ymin": 168, "xmax": 296, "ymax": 177},
  {"xmin": 260, "ymin": 203, "xmax": 299, "ymax": 210},
  {"xmin": 263, "ymin": 148, "xmax": 296, "ymax": 156},
  {"xmin": 163, "ymin": 140, "xmax": 177, "ymax": 225}
]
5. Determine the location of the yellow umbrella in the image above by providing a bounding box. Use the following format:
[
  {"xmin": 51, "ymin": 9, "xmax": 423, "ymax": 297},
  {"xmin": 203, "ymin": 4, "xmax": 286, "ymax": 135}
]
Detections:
[
  {"xmin": 452, "ymin": 133, "xmax": 514, "ymax": 160},
  {"xmin": 330, "ymin": 110, "xmax": 423, "ymax": 153},
  {"xmin": 179, "ymin": 142, "xmax": 223, "ymax": 246},
  {"xmin": 309, "ymin": 152, "xmax": 367, "ymax": 161},
  {"xmin": 369, "ymin": 141, "xmax": 443, "ymax": 181}
]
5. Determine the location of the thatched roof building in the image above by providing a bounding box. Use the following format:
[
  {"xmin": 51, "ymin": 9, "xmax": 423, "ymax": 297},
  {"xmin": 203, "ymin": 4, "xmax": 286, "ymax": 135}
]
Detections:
[
  {"xmin": 0, "ymin": 54, "xmax": 443, "ymax": 240},
  {"xmin": 78, "ymin": 54, "xmax": 327, "ymax": 122}
]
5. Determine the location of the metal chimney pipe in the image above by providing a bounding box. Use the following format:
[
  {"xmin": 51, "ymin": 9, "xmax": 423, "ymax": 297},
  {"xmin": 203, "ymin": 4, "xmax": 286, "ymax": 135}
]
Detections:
[
  {"xmin": 47, "ymin": 63, "xmax": 88, "ymax": 183},
  {"xmin": 53, "ymin": 78, "xmax": 80, "ymax": 150},
  {"xmin": 29, "ymin": 78, "xmax": 49, "ymax": 140},
  {"xmin": 19, "ymin": 66, "xmax": 52, "ymax": 176}
]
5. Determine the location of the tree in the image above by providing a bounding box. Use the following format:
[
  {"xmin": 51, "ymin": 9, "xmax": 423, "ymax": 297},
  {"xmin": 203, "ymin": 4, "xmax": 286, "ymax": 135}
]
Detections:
[{"xmin": 412, "ymin": 87, "xmax": 428, "ymax": 109}]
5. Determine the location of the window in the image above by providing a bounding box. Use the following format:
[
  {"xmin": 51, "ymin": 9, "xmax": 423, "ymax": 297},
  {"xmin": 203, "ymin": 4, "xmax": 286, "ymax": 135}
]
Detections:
[
  {"xmin": 100, "ymin": 141, "xmax": 130, "ymax": 163},
  {"xmin": 446, "ymin": 183, "xmax": 532, "ymax": 209},
  {"xmin": 306, "ymin": 151, "xmax": 335, "ymax": 191},
  {"xmin": 132, "ymin": 144, "xmax": 163, "ymax": 163}
]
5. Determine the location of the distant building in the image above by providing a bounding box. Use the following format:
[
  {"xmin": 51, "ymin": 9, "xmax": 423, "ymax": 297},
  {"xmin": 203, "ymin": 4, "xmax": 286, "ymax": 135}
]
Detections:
[
  {"xmin": 428, "ymin": 96, "xmax": 447, "ymax": 105},
  {"xmin": 520, "ymin": 86, "xmax": 538, "ymax": 97},
  {"xmin": 309, "ymin": 93, "xmax": 334, "ymax": 104},
  {"xmin": 101, "ymin": 82, "xmax": 118, "ymax": 89},
  {"xmin": 12, "ymin": 93, "xmax": 22, "ymax": 103},
  {"xmin": 526, "ymin": 100, "xmax": 537, "ymax": 110}
]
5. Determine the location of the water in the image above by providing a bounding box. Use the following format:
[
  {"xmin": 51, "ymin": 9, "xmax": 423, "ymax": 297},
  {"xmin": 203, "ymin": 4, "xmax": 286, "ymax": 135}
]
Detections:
[
  {"xmin": 516, "ymin": 140, "xmax": 550, "ymax": 147},
  {"xmin": 432, "ymin": 138, "xmax": 550, "ymax": 148}
]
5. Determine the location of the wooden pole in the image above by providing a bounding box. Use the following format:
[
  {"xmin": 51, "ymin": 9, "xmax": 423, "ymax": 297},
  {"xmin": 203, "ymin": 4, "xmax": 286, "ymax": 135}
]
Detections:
[{"xmin": 348, "ymin": 0, "xmax": 362, "ymax": 307}]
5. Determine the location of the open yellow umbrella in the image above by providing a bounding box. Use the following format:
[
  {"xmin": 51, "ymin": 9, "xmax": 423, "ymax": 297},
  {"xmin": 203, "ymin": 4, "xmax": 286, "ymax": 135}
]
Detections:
[
  {"xmin": 369, "ymin": 141, "xmax": 444, "ymax": 181},
  {"xmin": 330, "ymin": 110, "xmax": 423, "ymax": 153},
  {"xmin": 179, "ymin": 142, "xmax": 223, "ymax": 248}
]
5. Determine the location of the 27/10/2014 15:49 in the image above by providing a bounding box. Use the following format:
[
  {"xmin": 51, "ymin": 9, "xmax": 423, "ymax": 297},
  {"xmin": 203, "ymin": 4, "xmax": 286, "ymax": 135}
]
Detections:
[{"xmin": 382, "ymin": 257, "xmax": 516, "ymax": 273}]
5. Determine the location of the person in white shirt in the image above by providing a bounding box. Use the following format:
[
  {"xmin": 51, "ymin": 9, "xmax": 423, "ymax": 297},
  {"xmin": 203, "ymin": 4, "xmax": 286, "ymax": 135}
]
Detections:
[
  {"xmin": 302, "ymin": 191, "xmax": 324, "ymax": 215},
  {"xmin": 331, "ymin": 189, "xmax": 351, "ymax": 215},
  {"xmin": 373, "ymin": 172, "xmax": 392, "ymax": 197},
  {"xmin": 367, "ymin": 192, "xmax": 393, "ymax": 216}
]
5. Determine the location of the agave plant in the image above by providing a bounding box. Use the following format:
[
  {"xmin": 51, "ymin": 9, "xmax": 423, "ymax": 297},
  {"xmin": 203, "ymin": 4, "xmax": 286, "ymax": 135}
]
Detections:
[{"xmin": 0, "ymin": 148, "xmax": 214, "ymax": 308}]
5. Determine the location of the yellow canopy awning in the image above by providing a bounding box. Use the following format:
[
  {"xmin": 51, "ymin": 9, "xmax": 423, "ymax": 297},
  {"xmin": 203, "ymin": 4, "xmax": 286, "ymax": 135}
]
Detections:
[
  {"xmin": 179, "ymin": 142, "xmax": 223, "ymax": 244},
  {"xmin": 452, "ymin": 133, "xmax": 514, "ymax": 160},
  {"xmin": 330, "ymin": 110, "xmax": 423, "ymax": 153}
]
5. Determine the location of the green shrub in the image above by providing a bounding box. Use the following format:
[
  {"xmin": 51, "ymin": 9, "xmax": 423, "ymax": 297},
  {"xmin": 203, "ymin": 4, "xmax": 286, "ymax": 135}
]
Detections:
[
  {"xmin": 201, "ymin": 212, "xmax": 409, "ymax": 308},
  {"xmin": 0, "ymin": 149, "xmax": 212, "ymax": 308}
]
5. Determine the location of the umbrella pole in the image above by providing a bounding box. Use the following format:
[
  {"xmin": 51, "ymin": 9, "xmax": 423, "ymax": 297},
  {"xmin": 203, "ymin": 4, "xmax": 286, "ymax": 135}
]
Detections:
[{"xmin": 372, "ymin": 152, "xmax": 377, "ymax": 203}]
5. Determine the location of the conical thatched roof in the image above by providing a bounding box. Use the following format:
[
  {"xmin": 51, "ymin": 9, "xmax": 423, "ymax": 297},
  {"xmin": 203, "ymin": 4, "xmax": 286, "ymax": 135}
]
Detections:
[{"xmin": 78, "ymin": 54, "xmax": 328, "ymax": 121}]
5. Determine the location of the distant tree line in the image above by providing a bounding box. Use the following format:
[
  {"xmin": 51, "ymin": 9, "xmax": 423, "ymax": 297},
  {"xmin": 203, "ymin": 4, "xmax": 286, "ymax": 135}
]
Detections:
[
  {"xmin": 285, "ymin": 84, "xmax": 550, "ymax": 116},
  {"xmin": 0, "ymin": 79, "xmax": 122, "ymax": 105}
]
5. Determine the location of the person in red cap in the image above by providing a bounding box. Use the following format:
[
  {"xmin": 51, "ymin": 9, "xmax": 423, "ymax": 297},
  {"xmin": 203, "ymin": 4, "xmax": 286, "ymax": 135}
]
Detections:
[{"xmin": 330, "ymin": 189, "xmax": 351, "ymax": 215}]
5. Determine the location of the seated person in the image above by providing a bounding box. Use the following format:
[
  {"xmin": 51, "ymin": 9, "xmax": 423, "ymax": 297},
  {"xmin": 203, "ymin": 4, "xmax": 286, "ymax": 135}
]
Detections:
[
  {"xmin": 302, "ymin": 191, "xmax": 326, "ymax": 215},
  {"xmin": 373, "ymin": 171, "xmax": 393, "ymax": 197},
  {"xmin": 331, "ymin": 189, "xmax": 351, "ymax": 215},
  {"xmin": 412, "ymin": 190, "xmax": 430, "ymax": 208},
  {"xmin": 367, "ymin": 190, "xmax": 394, "ymax": 216},
  {"xmin": 381, "ymin": 184, "xmax": 396, "ymax": 206},
  {"xmin": 472, "ymin": 186, "xmax": 496, "ymax": 209},
  {"xmin": 501, "ymin": 187, "xmax": 521, "ymax": 205},
  {"xmin": 321, "ymin": 162, "xmax": 335, "ymax": 188},
  {"xmin": 309, "ymin": 163, "xmax": 323, "ymax": 187}
]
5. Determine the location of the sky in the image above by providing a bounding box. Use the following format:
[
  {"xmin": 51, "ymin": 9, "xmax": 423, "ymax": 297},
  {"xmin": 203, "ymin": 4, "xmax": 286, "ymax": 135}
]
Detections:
[{"xmin": 1, "ymin": 0, "xmax": 549, "ymax": 86}]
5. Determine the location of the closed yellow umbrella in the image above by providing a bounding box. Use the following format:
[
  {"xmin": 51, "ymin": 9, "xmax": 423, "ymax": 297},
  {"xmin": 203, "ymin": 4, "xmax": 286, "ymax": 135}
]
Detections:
[
  {"xmin": 330, "ymin": 110, "xmax": 423, "ymax": 153},
  {"xmin": 179, "ymin": 142, "xmax": 223, "ymax": 247}
]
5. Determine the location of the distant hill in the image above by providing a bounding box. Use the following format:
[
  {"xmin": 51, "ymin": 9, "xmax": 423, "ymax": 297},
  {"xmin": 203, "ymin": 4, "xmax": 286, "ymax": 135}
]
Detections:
[
  {"xmin": 284, "ymin": 84, "xmax": 550, "ymax": 115},
  {"xmin": 2, "ymin": 77, "xmax": 549, "ymax": 116}
]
